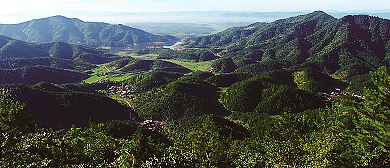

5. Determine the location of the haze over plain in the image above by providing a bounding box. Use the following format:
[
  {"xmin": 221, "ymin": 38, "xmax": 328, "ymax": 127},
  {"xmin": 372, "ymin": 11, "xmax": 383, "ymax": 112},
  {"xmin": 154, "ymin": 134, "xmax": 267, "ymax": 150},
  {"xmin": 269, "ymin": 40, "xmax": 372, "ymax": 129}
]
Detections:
[{"xmin": 1, "ymin": 0, "xmax": 390, "ymax": 24}]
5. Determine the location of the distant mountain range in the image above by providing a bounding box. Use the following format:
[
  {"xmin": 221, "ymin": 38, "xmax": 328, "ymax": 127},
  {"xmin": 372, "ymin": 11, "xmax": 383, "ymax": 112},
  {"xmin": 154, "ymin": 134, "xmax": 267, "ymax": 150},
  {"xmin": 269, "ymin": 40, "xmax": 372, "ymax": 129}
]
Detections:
[
  {"xmin": 187, "ymin": 11, "xmax": 390, "ymax": 78},
  {"xmin": 0, "ymin": 15, "xmax": 177, "ymax": 47}
]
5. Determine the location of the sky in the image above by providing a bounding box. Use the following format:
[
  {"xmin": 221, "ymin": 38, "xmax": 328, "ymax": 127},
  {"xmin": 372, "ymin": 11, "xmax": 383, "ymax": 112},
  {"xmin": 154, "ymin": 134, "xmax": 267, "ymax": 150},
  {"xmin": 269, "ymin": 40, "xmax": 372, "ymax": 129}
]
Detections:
[
  {"xmin": 0, "ymin": 0, "xmax": 389, "ymax": 24},
  {"xmin": 1, "ymin": 0, "xmax": 389, "ymax": 13}
]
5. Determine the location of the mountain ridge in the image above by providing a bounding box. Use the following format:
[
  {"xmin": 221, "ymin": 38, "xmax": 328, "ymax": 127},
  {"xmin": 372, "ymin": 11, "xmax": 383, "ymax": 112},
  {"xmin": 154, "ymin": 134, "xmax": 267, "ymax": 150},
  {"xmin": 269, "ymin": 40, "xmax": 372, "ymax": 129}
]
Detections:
[
  {"xmin": 0, "ymin": 15, "xmax": 178, "ymax": 47},
  {"xmin": 186, "ymin": 11, "xmax": 390, "ymax": 78},
  {"xmin": 0, "ymin": 35, "xmax": 120, "ymax": 66}
]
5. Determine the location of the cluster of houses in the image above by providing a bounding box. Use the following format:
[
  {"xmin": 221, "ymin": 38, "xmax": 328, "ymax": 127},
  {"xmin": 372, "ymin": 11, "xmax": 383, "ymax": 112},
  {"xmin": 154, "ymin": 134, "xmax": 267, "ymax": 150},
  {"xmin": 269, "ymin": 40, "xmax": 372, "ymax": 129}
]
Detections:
[
  {"xmin": 107, "ymin": 85, "xmax": 133, "ymax": 97},
  {"xmin": 139, "ymin": 120, "xmax": 165, "ymax": 131},
  {"xmin": 323, "ymin": 87, "xmax": 365, "ymax": 100}
]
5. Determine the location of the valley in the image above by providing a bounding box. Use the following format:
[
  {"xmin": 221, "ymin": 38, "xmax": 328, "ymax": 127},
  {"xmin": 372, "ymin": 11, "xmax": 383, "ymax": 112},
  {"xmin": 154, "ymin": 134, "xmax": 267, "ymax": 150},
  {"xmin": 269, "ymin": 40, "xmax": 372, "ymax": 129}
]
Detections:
[{"xmin": 1, "ymin": 11, "xmax": 390, "ymax": 167}]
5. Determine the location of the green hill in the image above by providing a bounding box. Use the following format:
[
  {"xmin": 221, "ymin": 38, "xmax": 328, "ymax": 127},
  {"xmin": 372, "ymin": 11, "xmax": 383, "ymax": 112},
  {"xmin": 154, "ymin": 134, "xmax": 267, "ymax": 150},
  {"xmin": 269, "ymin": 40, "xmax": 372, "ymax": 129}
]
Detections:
[
  {"xmin": 3, "ymin": 12, "xmax": 390, "ymax": 168},
  {"xmin": 123, "ymin": 71, "xmax": 185, "ymax": 92},
  {"xmin": 129, "ymin": 74, "xmax": 229, "ymax": 121},
  {"xmin": 0, "ymin": 37, "xmax": 120, "ymax": 65},
  {"xmin": 0, "ymin": 15, "xmax": 177, "ymax": 47},
  {"xmin": 0, "ymin": 36, "xmax": 49, "ymax": 59},
  {"xmin": 0, "ymin": 83, "xmax": 133, "ymax": 129},
  {"xmin": 0, "ymin": 66, "xmax": 89, "ymax": 84},
  {"xmin": 219, "ymin": 70, "xmax": 329, "ymax": 114},
  {"xmin": 187, "ymin": 11, "xmax": 390, "ymax": 77},
  {"xmin": 0, "ymin": 57, "xmax": 96, "ymax": 71},
  {"xmin": 39, "ymin": 41, "xmax": 120, "ymax": 64},
  {"xmin": 0, "ymin": 36, "xmax": 123, "ymax": 84}
]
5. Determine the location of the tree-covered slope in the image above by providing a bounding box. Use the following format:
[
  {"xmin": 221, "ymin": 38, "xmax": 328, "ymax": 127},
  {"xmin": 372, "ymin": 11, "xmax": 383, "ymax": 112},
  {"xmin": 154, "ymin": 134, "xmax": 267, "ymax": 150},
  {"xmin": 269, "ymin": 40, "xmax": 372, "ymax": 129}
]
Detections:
[
  {"xmin": 0, "ymin": 35, "xmax": 49, "ymax": 59},
  {"xmin": 0, "ymin": 66, "xmax": 89, "ymax": 84},
  {"xmin": 123, "ymin": 71, "xmax": 185, "ymax": 92},
  {"xmin": 187, "ymin": 11, "xmax": 390, "ymax": 77},
  {"xmin": 0, "ymin": 83, "xmax": 133, "ymax": 129},
  {"xmin": 129, "ymin": 73, "xmax": 228, "ymax": 121},
  {"xmin": 219, "ymin": 70, "xmax": 329, "ymax": 114},
  {"xmin": 0, "ymin": 37, "xmax": 120, "ymax": 65},
  {"xmin": 39, "ymin": 41, "xmax": 119, "ymax": 64},
  {"xmin": 0, "ymin": 15, "xmax": 177, "ymax": 47},
  {"xmin": 3, "ymin": 66, "xmax": 390, "ymax": 167},
  {"xmin": 0, "ymin": 35, "xmax": 123, "ymax": 78},
  {"xmin": 0, "ymin": 57, "xmax": 96, "ymax": 71}
]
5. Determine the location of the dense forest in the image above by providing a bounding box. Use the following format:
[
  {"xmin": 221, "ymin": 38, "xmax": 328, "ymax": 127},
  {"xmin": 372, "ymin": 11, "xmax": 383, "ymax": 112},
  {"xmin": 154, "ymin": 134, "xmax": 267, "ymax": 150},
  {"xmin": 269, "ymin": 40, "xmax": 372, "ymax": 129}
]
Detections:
[
  {"xmin": 186, "ymin": 11, "xmax": 390, "ymax": 79},
  {"xmin": 0, "ymin": 36, "xmax": 125, "ymax": 84},
  {"xmin": 1, "ymin": 67, "xmax": 390, "ymax": 167},
  {"xmin": 1, "ymin": 11, "xmax": 390, "ymax": 167}
]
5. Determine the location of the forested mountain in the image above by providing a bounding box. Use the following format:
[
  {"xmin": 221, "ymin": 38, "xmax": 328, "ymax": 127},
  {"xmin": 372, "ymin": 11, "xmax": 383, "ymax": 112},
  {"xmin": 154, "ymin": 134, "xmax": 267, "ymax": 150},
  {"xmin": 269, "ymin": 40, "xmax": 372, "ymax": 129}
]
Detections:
[
  {"xmin": 187, "ymin": 11, "xmax": 390, "ymax": 78},
  {"xmin": 0, "ymin": 15, "xmax": 177, "ymax": 47},
  {"xmin": 0, "ymin": 35, "xmax": 124, "ymax": 84},
  {"xmin": 0, "ymin": 35, "xmax": 120, "ymax": 66}
]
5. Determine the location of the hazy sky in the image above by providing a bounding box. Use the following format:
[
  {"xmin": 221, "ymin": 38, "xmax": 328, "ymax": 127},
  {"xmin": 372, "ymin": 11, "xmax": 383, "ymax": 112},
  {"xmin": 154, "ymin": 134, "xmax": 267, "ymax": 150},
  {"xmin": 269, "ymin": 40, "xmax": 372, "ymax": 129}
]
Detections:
[
  {"xmin": 1, "ymin": 0, "xmax": 389, "ymax": 13},
  {"xmin": 0, "ymin": 0, "xmax": 389, "ymax": 24}
]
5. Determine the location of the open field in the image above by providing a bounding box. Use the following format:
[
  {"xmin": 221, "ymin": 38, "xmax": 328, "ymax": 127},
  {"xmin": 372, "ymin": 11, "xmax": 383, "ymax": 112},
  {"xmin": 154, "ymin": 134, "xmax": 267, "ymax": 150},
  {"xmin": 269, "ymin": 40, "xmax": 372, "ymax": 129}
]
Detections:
[
  {"xmin": 130, "ymin": 54, "xmax": 159, "ymax": 60},
  {"xmin": 162, "ymin": 59, "xmax": 213, "ymax": 71},
  {"xmin": 117, "ymin": 52, "xmax": 159, "ymax": 60},
  {"xmin": 83, "ymin": 64, "xmax": 137, "ymax": 83}
]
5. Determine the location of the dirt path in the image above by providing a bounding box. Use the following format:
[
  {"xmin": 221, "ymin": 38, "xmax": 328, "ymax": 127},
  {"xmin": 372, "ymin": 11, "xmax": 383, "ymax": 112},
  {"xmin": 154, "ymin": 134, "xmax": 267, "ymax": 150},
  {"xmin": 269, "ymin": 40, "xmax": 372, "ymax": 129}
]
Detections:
[
  {"xmin": 124, "ymin": 100, "xmax": 131, "ymax": 107},
  {"xmin": 104, "ymin": 66, "xmax": 111, "ymax": 72}
]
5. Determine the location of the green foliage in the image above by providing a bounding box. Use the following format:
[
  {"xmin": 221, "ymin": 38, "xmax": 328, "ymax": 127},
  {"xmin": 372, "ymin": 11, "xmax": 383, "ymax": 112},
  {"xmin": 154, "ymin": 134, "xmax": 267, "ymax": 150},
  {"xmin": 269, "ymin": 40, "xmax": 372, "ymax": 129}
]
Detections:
[
  {"xmin": 2, "ymin": 65, "xmax": 390, "ymax": 167},
  {"xmin": 206, "ymin": 72, "xmax": 253, "ymax": 87},
  {"xmin": 0, "ymin": 38, "xmax": 49, "ymax": 59},
  {"xmin": 130, "ymin": 74, "xmax": 228, "ymax": 121},
  {"xmin": 1, "ymin": 118, "xmax": 164, "ymax": 167},
  {"xmin": 234, "ymin": 60, "xmax": 282, "ymax": 75},
  {"xmin": 86, "ymin": 58, "xmax": 190, "ymax": 83},
  {"xmin": 124, "ymin": 71, "xmax": 184, "ymax": 92},
  {"xmin": 293, "ymin": 68, "xmax": 343, "ymax": 93},
  {"xmin": 160, "ymin": 114, "xmax": 249, "ymax": 167},
  {"xmin": 353, "ymin": 66, "xmax": 390, "ymax": 165},
  {"xmin": 4, "ymin": 12, "xmax": 390, "ymax": 167},
  {"xmin": 0, "ymin": 100, "xmax": 35, "ymax": 167},
  {"xmin": 346, "ymin": 73, "xmax": 377, "ymax": 95},
  {"xmin": 210, "ymin": 57, "xmax": 238, "ymax": 73},
  {"xmin": 0, "ymin": 83, "xmax": 131, "ymax": 129},
  {"xmin": 220, "ymin": 71, "xmax": 325, "ymax": 113},
  {"xmin": 254, "ymin": 84, "xmax": 325, "ymax": 114},
  {"xmin": 0, "ymin": 37, "xmax": 120, "ymax": 69},
  {"xmin": 0, "ymin": 36, "xmax": 125, "ymax": 84},
  {"xmin": 0, "ymin": 66, "xmax": 89, "ymax": 85},
  {"xmin": 220, "ymin": 76, "xmax": 269, "ymax": 112},
  {"xmin": 187, "ymin": 11, "xmax": 390, "ymax": 77},
  {"xmin": 0, "ymin": 57, "xmax": 96, "ymax": 71}
]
